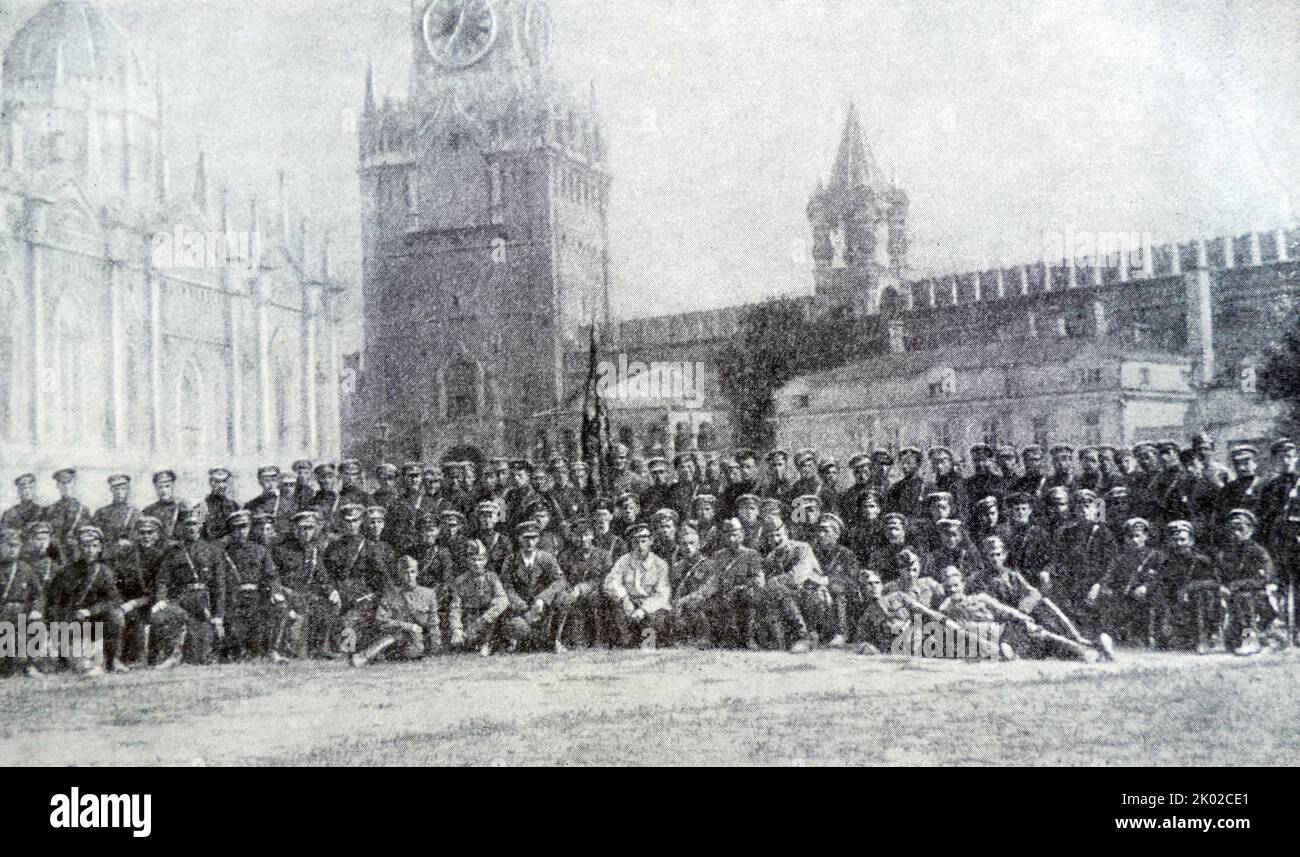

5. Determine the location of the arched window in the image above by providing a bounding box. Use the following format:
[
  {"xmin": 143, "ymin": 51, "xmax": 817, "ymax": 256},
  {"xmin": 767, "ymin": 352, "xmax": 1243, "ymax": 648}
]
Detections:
[{"xmin": 674, "ymin": 421, "xmax": 691, "ymax": 452}]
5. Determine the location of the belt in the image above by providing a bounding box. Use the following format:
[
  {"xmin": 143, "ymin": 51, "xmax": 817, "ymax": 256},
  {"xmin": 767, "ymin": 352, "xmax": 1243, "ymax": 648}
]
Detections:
[
  {"xmin": 237, "ymin": 583, "xmax": 259, "ymax": 592},
  {"xmin": 184, "ymin": 583, "xmax": 209, "ymax": 592}
]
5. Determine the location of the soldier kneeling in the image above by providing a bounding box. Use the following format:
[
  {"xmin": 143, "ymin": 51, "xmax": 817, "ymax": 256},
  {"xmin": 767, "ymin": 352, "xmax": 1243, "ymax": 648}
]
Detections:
[
  {"xmin": 1216, "ymin": 509, "xmax": 1279, "ymax": 656},
  {"xmin": 350, "ymin": 557, "xmax": 440, "ymax": 667}
]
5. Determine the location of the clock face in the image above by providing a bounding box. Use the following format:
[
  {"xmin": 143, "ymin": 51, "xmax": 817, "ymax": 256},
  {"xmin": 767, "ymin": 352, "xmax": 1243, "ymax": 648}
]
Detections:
[{"xmin": 423, "ymin": 0, "xmax": 498, "ymax": 69}]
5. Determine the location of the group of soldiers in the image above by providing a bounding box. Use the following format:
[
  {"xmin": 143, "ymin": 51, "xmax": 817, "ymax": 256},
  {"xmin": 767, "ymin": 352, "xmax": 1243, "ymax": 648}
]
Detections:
[{"xmin": 1, "ymin": 430, "xmax": 1297, "ymax": 674}]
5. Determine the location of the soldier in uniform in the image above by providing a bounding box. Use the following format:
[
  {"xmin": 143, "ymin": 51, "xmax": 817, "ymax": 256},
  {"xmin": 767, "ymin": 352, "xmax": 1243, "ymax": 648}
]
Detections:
[
  {"xmin": 448, "ymin": 539, "xmax": 510, "ymax": 656},
  {"xmin": 846, "ymin": 489, "xmax": 884, "ymax": 564},
  {"xmin": 670, "ymin": 523, "xmax": 718, "ymax": 647},
  {"xmin": 817, "ymin": 458, "xmax": 841, "ymax": 515},
  {"xmin": 1128, "ymin": 441, "xmax": 1164, "ymax": 527},
  {"xmin": 46, "ymin": 525, "xmax": 129, "ymax": 673},
  {"xmin": 592, "ymin": 500, "xmax": 627, "ymax": 559},
  {"xmin": 244, "ymin": 465, "xmax": 295, "ymax": 536},
  {"xmin": 1003, "ymin": 492, "xmax": 1053, "ymax": 587},
  {"xmin": 1163, "ymin": 448, "xmax": 1219, "ymax": 539},
  {"xmin": 0, "ymin": 528, "xmax": 46, "ymax": 677},
  {"xmin": 220, "ymin": 510, "xmax": 279, "ymax": 661},
  {"xmin": 337, "ymin": 460, "xmax": 370, "ymax": 508},
  {"xmin": 734, "ymin": 494, "xmax": 765, "ymax": 551},
  {"xmin": 44, "ymin": 468, "xmax": 91, "ymax": 564},
  {"xmin": 721, "ymin": 450, "xmax": 762, "ymax": 518},
  {"xmin": 995, "ymin": 445, "xmax": 1022, "ymax": 486},
  {"xmin": 913, "ymin": 491, "xmax": 958, "ymax": 554},
  {"xmin": 886, "ymin": 447, "xmax": 926, "ymax": 520},
  {"xmin": 969, "ymin": 494, "xmax": 1012, "ymax": 543},
  {"xmin": 940, "ymin": 567, "xmax": 1101, "ymax": 661},
  {"xmin": 668, "ymin": 453, "xmax": 699, "ymax": 520},
  {"xmin": 972, "ymin": 535, "xmax": 1108, "ymax": 659},
  {"xmin": 922, "ymin": 519, "xmax": 984, "ymax": 580},
  {"xmin": 863, "ymin": 512, "xmax": 915, "ymax": 581},
  {"xmin": 603, "ymin": 522, "xmax": 671, "ymax": 649},
  {"xmin": 1215, "ymin": 509, "xmax": 1278, "ymax": 655},
  {"xmin": 649, "ymin": 508, "xmax": 679, "ymax": 562},
  {"xmin": 270, "ymin": 511, "xmax": 338, "ymax": 659},
  {"xmin": 503, "ymin": 460, "xmax": 540, "ymax": 532},
  {"xmin": 639, "ymin": 458, "xmax": 674, "ymax": 520},
  {"xmin": 839, "ymin": 453, "xmax": 872, "ymax": 530},
  {"xmin": 368, "ymin": 463, "xmax": 401, "ymax": 511},
  {"xmin": 1044, "ymin": 444, "xmax": 1076, "ymax": 495},
  {"xmin": 760, "ymin": 449, "xmax": 793, "ymax": 502},
  {"xmin": 609, "ymin": 443, "xmax": 647, "ymax": 501},
  {"xmin": 1051, "ymin": 488, "xmax": 1118, "ymax": 634},
  {"xmin": 1090, "ymin": 517, "xmax": 1163, "ymax": 645},
  {"xmin": 1214, "ymin": 445, "xmax": 1265, "ymax": 547},
  {"xmin": 154, "ymin": 508, "xmax": 226, "ymax": 666},
  {"xmin": 22, "ymin": 520, "xmax": 60, "ymax": 587},
  {"xmin": 1157, "ymin": 520, "xmax": 1222, "ymax": 652},
  {"xmin": 350, "ymin": 556, "xmax": 441, "ymax": 667},
  {"xmin": 90, "ymin": 474, "xmax": 141, "ymax": 552},
  {"xmin": 964, "ymin": 444, "xmax": 1005, "ymax": 509},
  {"xmin": 673, "ymin": 517, "xmax": 767, "ymax": 649},
  {"xmin": 142, "ymin": 470, "xmax": 184, "ymax": 542},
  {"xmin": 291, "ymin": 459, "xmax": 317, "ymax": 508},
  {"xmin": 3, "ymin": 473, "xmax": 43, "ymax": 535},
  {"xmin": 1009, "ymin": 445, "xmax": 1049, "ymax": 511},
  {"xmin": 310, "ymin": 463, "xmax": 343, "ymax": 535},
  {"xmin": 1075, "ymin": 447, "xmax": 1105, "ymax": 493},
  {"xmin": 1260, "ymin": 438, "xmax": 1300, "ymax": 641},
  {"xmin": 812, "ymin": 512, "xmax": 858, "ymax": 647},
  {"xmin": 112, "ymin": 516, "xmax": 186, "ymax": 667},
  {"xmin": 925, "ymin": 447, "xmax": 968, "ymax": 523},
  {"xmin": 562, "ymin": 517, "xmax": 614, "ymax": 648},
  {"xmin": 786, "ymin": 449, "xmax": 822, "ymax": 506},
  {"xmin": 549, "ymin": 457, "xmax": 588, "ymax": 523},
  {"xmin": 201, "ymin": 468, "xmax": 241, "ymax": 542},
  {"xmin": 502, "ymin": 521, "xmax": 570, "ymax": 653},
  {"xmin": 764, "ymin": 519, "xmax": 830, "ymax": 653},
  {"xmin": 383, "ymin": 463, "xmax": 426, "ymax": 551}
]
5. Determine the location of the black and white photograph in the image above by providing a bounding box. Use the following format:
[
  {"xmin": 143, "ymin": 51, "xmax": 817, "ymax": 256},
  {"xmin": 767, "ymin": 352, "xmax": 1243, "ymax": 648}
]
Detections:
[{"xmin": 0, "ymin": 0, "xmax": 1296, "ymax": 788}]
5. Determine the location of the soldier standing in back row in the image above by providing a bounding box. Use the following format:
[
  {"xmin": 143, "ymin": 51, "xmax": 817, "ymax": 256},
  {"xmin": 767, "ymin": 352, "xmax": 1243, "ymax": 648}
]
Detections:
[
  {"xmin": 92, "ymin": 474, "xmax": 141, "ymax": 551},
  {"xmin": 44, "ymin": 468, "xmax": 91, "ymax": 564},
  {"xmin": 142, "ymin": 470, "xmax": 184, "ymax": 542},
  {"xmin": 2, "ymin": 474, "xmax": 44, "ymax": 535},
  {"xmin": 202, "ymin": 469, "xmax": 241, "ymax": 542}
]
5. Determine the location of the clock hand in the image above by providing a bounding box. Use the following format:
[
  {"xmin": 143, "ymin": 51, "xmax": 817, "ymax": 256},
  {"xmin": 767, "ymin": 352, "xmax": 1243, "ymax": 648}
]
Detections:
[{"xmin": 446, "ymin": 0, "xmax": 472, "ymax": 53}]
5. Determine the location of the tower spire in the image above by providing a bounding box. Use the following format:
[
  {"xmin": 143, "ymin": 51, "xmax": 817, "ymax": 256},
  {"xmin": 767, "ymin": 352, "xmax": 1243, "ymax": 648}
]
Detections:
[
  {"xmin": 828, "ymin": 102, "xmax": 882, "ymax": 190},
  {"xmin": 194, "ymin": 142, "xmax": 210, "ymax": 214}
]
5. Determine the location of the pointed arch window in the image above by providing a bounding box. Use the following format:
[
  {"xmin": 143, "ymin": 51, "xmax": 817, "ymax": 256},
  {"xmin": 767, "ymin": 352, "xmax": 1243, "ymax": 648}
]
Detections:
[{"xmin": 446, "ymin": 359, "xmax": 478, "ymax": 420}]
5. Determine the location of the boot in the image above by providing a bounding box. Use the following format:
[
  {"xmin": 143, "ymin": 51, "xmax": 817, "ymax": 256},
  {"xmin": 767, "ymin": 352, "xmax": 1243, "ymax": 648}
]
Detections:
[
  {"xmin": 155, "ymin": 628, "xmax": 186, "ymax": 670},
  {"xmin": 1234, "ymin": 628, "xmax": 1261, "ymax": 656},
  {"xmin": 639, "ymin": 627, "xmax": 656, "ymax": 651}
]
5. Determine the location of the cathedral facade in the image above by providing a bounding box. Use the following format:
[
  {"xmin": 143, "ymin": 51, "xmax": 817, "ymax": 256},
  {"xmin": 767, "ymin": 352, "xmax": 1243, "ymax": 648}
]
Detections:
[{"xmin": 0, "ymin": 1, "xmax": 344, "ymax": 501}]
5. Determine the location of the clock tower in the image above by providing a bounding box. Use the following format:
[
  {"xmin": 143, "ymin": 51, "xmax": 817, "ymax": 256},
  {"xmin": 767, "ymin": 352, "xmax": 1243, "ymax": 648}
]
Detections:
[{"xmin": 359, "ymin": 0, "xmax": 611, "ymax": 461}]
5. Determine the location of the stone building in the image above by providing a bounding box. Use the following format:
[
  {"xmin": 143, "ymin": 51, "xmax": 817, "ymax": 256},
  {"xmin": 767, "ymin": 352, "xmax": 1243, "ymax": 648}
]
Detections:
[
  {"xmin": 0, "ymin": 0, "xmax": 344, "ymax": 504},
  {"xmin": 357, "ymin": 0, "xmax": 611, "ymax": 465}
]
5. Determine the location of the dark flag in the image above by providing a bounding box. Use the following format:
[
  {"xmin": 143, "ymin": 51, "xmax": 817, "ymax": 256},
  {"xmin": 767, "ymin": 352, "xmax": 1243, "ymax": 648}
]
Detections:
[{"xmin": 581, "ymin": 322, "xmax": 612, "ymax": 493}]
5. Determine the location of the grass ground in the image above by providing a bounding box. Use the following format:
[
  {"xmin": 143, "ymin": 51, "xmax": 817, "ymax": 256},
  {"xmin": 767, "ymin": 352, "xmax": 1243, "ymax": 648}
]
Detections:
[{"xmin": 1, "ymin": 647, "xmax": 1297, "ymax": 766}]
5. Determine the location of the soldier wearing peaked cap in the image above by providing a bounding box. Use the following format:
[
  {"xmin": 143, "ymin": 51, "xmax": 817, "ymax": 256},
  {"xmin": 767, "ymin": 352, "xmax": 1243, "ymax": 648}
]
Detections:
[
  {"xmin": 1213, "ymin": 445, "xmax": 1263, "ymax": 546},
  {"xmin": 269, "ymin": 511, "xmax": 337, "ymax": 659},
  {"xmin": 220, "ymin": 507, "xmax": 280, "ymax": 661},
  {"xmin": 501, "ymin": 520, "xmax": 571, "ymax": 653},
  {"xmin": 785, "ymin": 448, "xmax": 823, "ymax": 509},
  {"xmin": 110, "ymin": 514, "xmax": 184, "ymax": 666},
  {"xmin": 21, "ymin": 520, "xmax": 60, "ymax": 588},
  {"xmin": 1215, "ymin": 508, "xmax": 1278, "ymax": 655},
  {"xmin": 1003, "ymin": 491, "xmax": 1053, "ymax": 586},
  {"xmin": 1052, "ymin": 487, "xmax": 1118, "ymax": 637},
  {"xmin": 965, "ymin": 443, "xmax": 1006, "ymax": 510},
  {"xmin": 154, "ymin": 506, "xmax": 228, "ymax": 666},
  {"xmin": 1075, "ymin": 446, "xmax": 1106, "ymax": 494},
  {"xmin": 1009, "ymin": 445, "xmax": 1049, "ymax": 510},
  {"xmin": 640, "ymin": 457, "xmax": 675, "ymax": 521},
  {"xmin": 561, "ymin": 517, "xmax": 614, "ymax": 648},
  {"xmin": 817, "ymin": 457, "xmax": 841, "ymax": 516},
  {"xmin": 811, "ymin": 512, "xmax": 858, "ymax": 647},
  {"xmin": 244, "ymin": 465, "xmax": 296, "ymax": 537},
  {"xmin": 350, "ymin": 556, "xmax": 442, "ymax": 666},
  {"xmin": 337, "ymin": 460, "xmax": 370, "ymax": 509},
  {"xmin": 311, "ymin": 464, "xmax": 343, "ymax": 533},
  {"xmin": 760, "ymin": 449, "xmax": 794, "ymax": 504},
  {"xmin": 840, "ymin": 453, "xmax": 875, "ymax": 531},
  {"xmin": 886, "ymin": 447, "xmax": 926, "ymax": 521},
  {"xmin": 0, "ymin": 528, "xmax": 46, "ymax": 677},
  {"xmin": 201, "ymin": 468, "xmax": 241, "ymax": 542},
  {"xmin": 91, "ymin": 474, "xmax": 142, "ymax": 551},
  {"xmin": 1153, "ymin": 520, "xmax": 1222, "ymax": 652},
  {"xmin": 45, "ymin": 525, "xmax": 130, "ymax": 673},
  {"xmin": 925, "ymin": 446, "xmax": 969, "ymax": 524},
  {"xmin": 43, "ymin": 468, "xmax": 91, "ymax": 565},
  {"xmin": 603, "ymin": 522, "xmax": 671, "ymax": 650},
  {"xmin": 290, "ymin": 460, "xmax": 317, "ymax": 508},
  {"xmin": 447, "ymin": 539, "xmax": 510, "ymax": 656},
  {"xmin": 368, "ymin": 463, "xmax": 401, "ymax": 512},
  {"xmin": 3, "ymin": 473, "xmax": 43, "ymax": 535},
  {"xmin": 141, "ymin": 470, "xmax": 183, "ymax": 542}
]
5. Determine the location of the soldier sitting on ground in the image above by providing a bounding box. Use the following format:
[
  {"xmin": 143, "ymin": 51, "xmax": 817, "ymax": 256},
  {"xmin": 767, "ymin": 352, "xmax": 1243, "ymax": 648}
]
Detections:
[
  {"xmin": 502, "ymin": 521, "xmax": 571, "ymax": 654},
  {"xmin": 1214, "ymin": 509, "xmax": 1278, "ymax": 656},
  {"xmin": 940, "ymin": 567, "xmax": 1102, "ymax": 662},
  {"xmin": 0, "ymin": 528, "xmax": 46, "ymax": 677},
  {"xmin": 1158, "ymin": 521, "xmax": 1222, "ymax": 653},
  {"xmin": 350, "ymin": 557, "xmax": 440, "ymax": 667},
  {"xmin": 46, "ymin": 526, "xmax": 129, "ymax": 674}
]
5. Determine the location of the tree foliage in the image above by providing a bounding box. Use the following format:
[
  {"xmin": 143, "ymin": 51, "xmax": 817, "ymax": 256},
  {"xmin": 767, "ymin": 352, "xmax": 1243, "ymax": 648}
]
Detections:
[
  {"xmin": 717, "ymin": 297, "xmax": 885, "ymax": 449},
  {"xmin": 1262, "ymin": 308, "xmax": 1300, "ymax": 440}
]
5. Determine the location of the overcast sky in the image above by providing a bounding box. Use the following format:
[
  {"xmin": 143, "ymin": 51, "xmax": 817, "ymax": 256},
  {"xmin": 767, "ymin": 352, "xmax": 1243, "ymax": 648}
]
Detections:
[{"xmin": 3, "ymin": 0, "xmax": 1297, "ymax": 333}]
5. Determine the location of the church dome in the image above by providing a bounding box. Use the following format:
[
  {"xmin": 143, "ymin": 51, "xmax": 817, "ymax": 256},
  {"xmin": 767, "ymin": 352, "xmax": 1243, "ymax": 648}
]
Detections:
[{"xmin": 3, "ymin": 0, "xmax": 146, "ymax": 88}]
